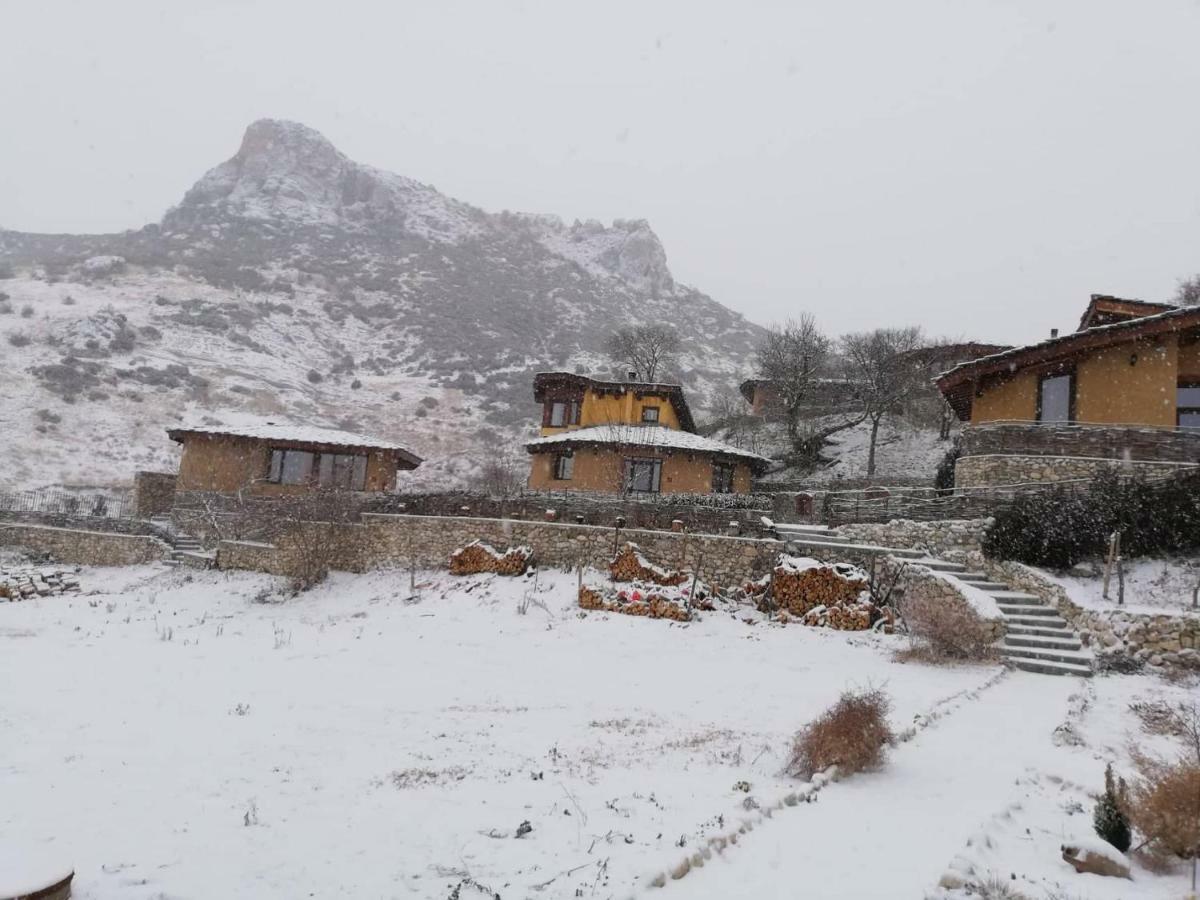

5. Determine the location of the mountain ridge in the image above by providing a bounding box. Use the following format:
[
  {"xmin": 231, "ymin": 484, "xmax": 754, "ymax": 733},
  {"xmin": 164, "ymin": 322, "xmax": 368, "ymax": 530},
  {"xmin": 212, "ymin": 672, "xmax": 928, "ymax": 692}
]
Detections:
[{"xmin": 0, "ymin": 119, "xmax": 765, "ymax": 490}]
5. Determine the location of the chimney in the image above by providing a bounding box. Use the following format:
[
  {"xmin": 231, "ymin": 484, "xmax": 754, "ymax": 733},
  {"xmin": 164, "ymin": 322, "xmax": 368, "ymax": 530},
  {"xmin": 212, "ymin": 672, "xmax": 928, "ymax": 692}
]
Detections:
[
  {"xmin": 627, "ymin": 370, "xmax": 638, "ymax": 381},
  {"xmin": 1050, "ymin": 328, "xmax": 1059, "ymax": 339}
]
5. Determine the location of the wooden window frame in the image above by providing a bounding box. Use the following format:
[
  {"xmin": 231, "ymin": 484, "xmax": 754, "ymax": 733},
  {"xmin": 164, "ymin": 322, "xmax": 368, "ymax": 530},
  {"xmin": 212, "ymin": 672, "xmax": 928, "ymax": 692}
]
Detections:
[
  {"xmin": 712, "ymin": 461, "xmax": 735, "ymax": 494},
  {"xmin": 552, "ymin": 451, "xmax": 574, "ymax": 480},
  {"xmin": 623, "ymin": 457, "xmax": 662, "ymax": 494},
  {"xmin": 1178, "ymin": 379, "xmax": 1200, "ymax": 430},
  {"xmin": 1035, "ymin": 370, "xmax": 1076, "ymax": 424},
  {"xmin": 544, "ymin": 399, "xmax": 582, "ymax": 427},
  {"xmin": 641, "ymin": 405, "xmax": 660, "ymax": 424},
  {"xmin": 267, "ymin": 448, "xmax": 368, "ymax": 490}
]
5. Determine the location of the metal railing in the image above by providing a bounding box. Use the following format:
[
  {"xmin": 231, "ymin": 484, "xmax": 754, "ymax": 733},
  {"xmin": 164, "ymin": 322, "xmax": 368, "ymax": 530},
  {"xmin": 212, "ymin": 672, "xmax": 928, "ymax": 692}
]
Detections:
[{"xmin": 0, "ymin": 487, "xmax": 133, "ymax": 520}]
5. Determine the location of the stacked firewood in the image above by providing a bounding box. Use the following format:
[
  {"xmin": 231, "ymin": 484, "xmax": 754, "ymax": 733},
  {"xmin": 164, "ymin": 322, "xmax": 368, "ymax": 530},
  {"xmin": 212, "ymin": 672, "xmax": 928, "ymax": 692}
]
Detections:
[
  {"xmin": 448, "ymin": 541, "xmax": 533, "ymax": 576},
  {"xmin": 763, "ymin": 556, "xmax": 881, "ymax": 631},
  {"xmin": 609, "ymin": 543, "xmax": 688, "ymax": 586},
  {"xmin": 578, "ymin": 583, "xmax": 693, "ymax": 621}
]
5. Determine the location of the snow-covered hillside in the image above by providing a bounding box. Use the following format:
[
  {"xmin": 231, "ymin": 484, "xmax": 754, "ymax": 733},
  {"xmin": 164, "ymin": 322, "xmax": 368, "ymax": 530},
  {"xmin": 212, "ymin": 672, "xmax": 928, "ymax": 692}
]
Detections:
[{"xmin": 0, "ymin": 119, "xmax": 764, "ymax": 490}]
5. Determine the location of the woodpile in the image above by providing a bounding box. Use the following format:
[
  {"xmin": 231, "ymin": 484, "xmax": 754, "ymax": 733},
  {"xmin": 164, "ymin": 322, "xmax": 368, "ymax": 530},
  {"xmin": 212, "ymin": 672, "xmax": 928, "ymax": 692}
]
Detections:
[
  {"xmin": 448, "ymin": 541, "xmax": 533, "ymax": 576},
  {"xmin": 578, "ymin": 583, "xmax": 693, "ymax": 621},
  {"xmin": 769, "ymin": 556, "xmax": 881, "ymax": 631},
  {"xmin": 0, "ymin": 565, "xmax": 81, "ymax": 600},
  {"xmin": 609, "ymin": 542, "xmax": 688, "ymax": 586}
]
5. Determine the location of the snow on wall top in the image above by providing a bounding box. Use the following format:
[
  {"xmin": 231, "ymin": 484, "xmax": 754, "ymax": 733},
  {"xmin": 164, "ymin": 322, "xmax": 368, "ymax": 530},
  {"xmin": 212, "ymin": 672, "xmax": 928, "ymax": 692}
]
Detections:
[
  {"xmin": 168, "ymin": 422, "xmax": 423, "ymax": 460},
  {"xmin": 525, "ymin": 424, "xmax": 771, "ymax": 465}
]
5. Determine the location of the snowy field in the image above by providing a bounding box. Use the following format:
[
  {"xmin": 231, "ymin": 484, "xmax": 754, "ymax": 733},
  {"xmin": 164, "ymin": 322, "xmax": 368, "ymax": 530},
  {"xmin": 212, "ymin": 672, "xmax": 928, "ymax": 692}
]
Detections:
[
  {"xmin": 1041, "ymin": 557, "xmax": 1200, "ymax": 616},
  {"xmin": 1, "ymin": 563, "xmax": 1195, "ymax": 898}
]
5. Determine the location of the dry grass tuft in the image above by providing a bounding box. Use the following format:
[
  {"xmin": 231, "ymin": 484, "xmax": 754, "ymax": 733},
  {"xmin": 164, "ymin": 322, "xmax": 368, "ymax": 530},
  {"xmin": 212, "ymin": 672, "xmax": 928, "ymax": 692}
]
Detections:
[
  {"xmin": 900, "ymin": 592, "xmax": 997, "ymax": 661},
  {"xmin": 785, "ymin": 687, "xmax": 892, "ymax": 780}
]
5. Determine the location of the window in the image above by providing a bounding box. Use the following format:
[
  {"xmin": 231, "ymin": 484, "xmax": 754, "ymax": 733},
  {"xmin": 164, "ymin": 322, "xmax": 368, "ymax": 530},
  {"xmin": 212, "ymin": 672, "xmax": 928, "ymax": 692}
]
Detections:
[
  {"xmin": 1037, "ymin": 372, "xmax": 1074, "ymax": 423},
  {"xmin": 269, "ymin": 449, "xmax": 315, "ymax": 485},
  {"xmin": 268, "ymin": 448, "xmax": 367, "ymax": 489},
  {"xmin": 1179, "ymin": 381, "xmax": 1200, "ymax": 430},
  {"xmin": 546, "ymin": 399, "xmax": 581, "ymax": 427},
  {"xmin": 552, "ymin": 452, "xmax": 574, "ymax": 480},
  {"xmin": 624, "ymin": 457, "xmax": 662, "ymax": 493},
  {"xmin": 712, "ymin": 461, "xmax": 735, "ymax": 494},
  {"xmin": 318, "ymin": 453, "xmax": 368, "ymax": 490},
  {"xmin": 641, "ymin": 405, "xmax": 660, "ymax": 423}
]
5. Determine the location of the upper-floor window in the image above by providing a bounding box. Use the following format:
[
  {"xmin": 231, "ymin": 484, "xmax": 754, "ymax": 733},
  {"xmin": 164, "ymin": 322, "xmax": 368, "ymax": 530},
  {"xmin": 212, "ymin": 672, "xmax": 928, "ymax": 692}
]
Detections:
[
  {"xmin": 1037, "ymin": 373, "xmax": 1074, "ymax": 423},
  {"xmin": 624, "ymin": 457, "xmax": 662, "ymax": 493},
  {"xmin": 268, "ymin": 448, "xmax": 367, "ymax": 490},
  {"xmin": 1179, "ymin": 381, "xmax": 1200, "ymax": 430},
  {"xmin": 712, "ymin": 461, "xmax": 735, "ymax": 494},
  {"xmin": 641, "ymin": 405, "xmax": 660, "ymax": 423},
  {"xmin": 552, "ymin": 452, "xmax": 574, "ymax": 480},
  {"xmin": 545, "ymin": 399, "xmax": 582, "ymax": 427}
]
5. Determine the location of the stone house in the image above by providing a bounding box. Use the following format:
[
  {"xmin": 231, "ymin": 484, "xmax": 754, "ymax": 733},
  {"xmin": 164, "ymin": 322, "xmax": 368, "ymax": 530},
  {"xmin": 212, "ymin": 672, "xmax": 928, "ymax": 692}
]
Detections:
[
  {"xmin": 525, "ymin": 372, "xmax": 770, "ymax": 494},
  {"xmin": 168, "ymin": 423, "xmax": 422, "ymax": 496},
  {"xmin": 936, "ymin": 295, "xmax": 1200, "ymax": 487}
]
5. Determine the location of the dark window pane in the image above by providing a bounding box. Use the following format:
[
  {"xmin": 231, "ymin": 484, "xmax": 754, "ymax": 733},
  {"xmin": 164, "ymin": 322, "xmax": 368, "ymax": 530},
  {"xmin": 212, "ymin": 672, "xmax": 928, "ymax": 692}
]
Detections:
[
  {"xmin": 550, "ymin": 402, "xmax": 566, "ymax": 427},
  {"xmin": 554, "ymin": 454, "xmax": 573, "ymax": 480},
  {"xmin": 280, "ymin": 450, "xmax": 314, "ymax": 485},
  {"xmin": 1038, "ymin": 374, "xmax": 1072, "ymax": 423},
  {"xmin": 352, "ymin": 455, "xmax": 368, "ymax": 490},
  {"xmin": 642, "ymin": 406, "xmax": 659, "ymax": 423},
  {"xmin": 268, "ymin": 449, "xmax": 284, "ymax": 483}
]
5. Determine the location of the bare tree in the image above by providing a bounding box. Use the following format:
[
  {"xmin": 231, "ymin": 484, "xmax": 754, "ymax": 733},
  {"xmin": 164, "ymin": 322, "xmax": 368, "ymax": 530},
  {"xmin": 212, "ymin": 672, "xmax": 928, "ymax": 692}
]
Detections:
[
  {"xmin": 604, "ymin": 324, "xmax": 681, "ymax": 382},
  {"xmin": 1175, "ymin": 274, "xmax": 1200, "ymax": 306},
  {"xmin": 841, "ymin": 326, "xmax": 926, "ymax": 476},
  {"xmin": 473, "ymin": 452, "xmax": 526, "ymax": 499},
  {"xmin": 757, "ymin": 314, "xmax": 865, "ymax": 465}
]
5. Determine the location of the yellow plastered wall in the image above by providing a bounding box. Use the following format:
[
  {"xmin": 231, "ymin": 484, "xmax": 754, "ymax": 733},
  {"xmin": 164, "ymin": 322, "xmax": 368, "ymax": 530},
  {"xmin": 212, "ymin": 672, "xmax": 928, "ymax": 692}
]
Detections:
[
  {"xmin": 540, "ymin": 388, "xmax": 683, "ymax": 435},
  {"xmin": 1075, "ymin": 338, "xmax": 1176, "ymax": 426},
  {"xmin": 527, "ymin": 447, "xmax": 752, "ymax": 494},
  {"xmin": 971, "ymin": 371, "xmax": 1038, "ymax": 423},
  {"xmin": 1178, "ymin": 339, "xmax": 1200, "ymax": 380},
  {"xmin": 176, "ymin": 436, "xmax": 397, "ymax": 494},
  {"xmin": 971, "ymin": 336, "xmax": 1183, "ymax": 426}
]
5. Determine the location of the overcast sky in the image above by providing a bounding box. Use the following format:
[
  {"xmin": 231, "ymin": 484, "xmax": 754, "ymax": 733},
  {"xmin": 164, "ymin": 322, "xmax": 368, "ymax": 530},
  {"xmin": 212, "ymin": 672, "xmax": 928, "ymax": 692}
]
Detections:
[{"xmin": 3, "ymin": 0, "xmax": 1199, "ymax": 344}]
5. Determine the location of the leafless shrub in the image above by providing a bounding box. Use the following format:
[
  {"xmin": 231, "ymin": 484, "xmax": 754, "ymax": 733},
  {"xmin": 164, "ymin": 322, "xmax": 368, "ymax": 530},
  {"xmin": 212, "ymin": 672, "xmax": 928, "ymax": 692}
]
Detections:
[
  {"xmin": 7, "ymin": 331, "xmax": 31, "ymax": 347},
  {"xmin": 900, "ymin": 591, "xmax": 997, "ymax": 661},
  {"xmin": 1125, "ymin": 755, "xmax": 1200, "ymax": 871},
  {"xmin": 785, "ymin": 687, "xmax": 892, "ymax": 780}
]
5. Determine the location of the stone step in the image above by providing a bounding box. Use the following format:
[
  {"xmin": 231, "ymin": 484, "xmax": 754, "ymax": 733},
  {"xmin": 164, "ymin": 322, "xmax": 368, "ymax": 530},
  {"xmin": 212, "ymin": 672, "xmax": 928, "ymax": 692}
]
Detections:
[
  {"xmin": 778, "ymin": 530, "xmax": 847, "ymax": 545},
  {"xmin": 906, "ymin": 558, "xmax": 967, "ymax": 572},
  {"xmin": 1005, "ymin": 634, "xmax": 1083, "ymax": 652},
  {"xmin": 997, "ymin": 603, "xmax": 1059, "ymax": 618},
  {"xmin": 786, "ymin": 539, "xmax": 924, "ymax": 559},
  {"xmin": 174, "ymin": 541, "xmax": 203, "ymax": 550},
  {"xmin": 955, "ymin": 579, "xmax": 1010, "ymax": 591},
  {"xmin": 1004, "ymin": 645, "xmax": 1094, "ymax": 666},
  {"xmin": 175, "ymin": 550, "xmax": 215, "ymax": 570},
  {"xmin": 1006, "ymin": 622, "xmax": 1075, "ymax": 637},
  {"xmin": 775, "ymin": 523, "xmax": 834, "ymax": 534},
  {"xmin": 1006, "ymin": 656, "xmax": 1094, "ymax": 678},
  {"xmin": 984, "ymin": 590, "xmax": 1045, "ymax": 603}
]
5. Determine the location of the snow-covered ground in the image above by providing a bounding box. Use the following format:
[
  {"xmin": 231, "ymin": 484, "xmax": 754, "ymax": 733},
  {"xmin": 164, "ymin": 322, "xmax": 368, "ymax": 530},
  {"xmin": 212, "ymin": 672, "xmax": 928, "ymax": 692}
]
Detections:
[
  {"xmin": 1041, "ymin": 557, "xmax": 1200, "ymax": 616},
  {"xmin": 1, "ymin": 563, "xmax": 1194, "ymax": 898},
  {"xmin": 729, "ymin": 415, "xmax": 953, "ymax": 486}
]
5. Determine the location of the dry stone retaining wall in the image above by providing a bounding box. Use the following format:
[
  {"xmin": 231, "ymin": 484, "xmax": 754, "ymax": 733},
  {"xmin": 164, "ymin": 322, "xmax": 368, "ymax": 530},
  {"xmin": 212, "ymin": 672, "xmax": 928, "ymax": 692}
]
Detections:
[
  {"xmin": 0, "ymin": 523, "xmax": 168, "ymax": 566},
  {"xmin": 837, "ymin": 519, "xmax": 991, "ymax": 556},
  {"xmin": 955, "ymin": 454, "xmax": 1197, "ymax": 489},
  {"xmin": 989, "ymin": 560, "xmax": 1200, "ymax": 671},
  {"xmin": 133, "ymin": 471, "xmax": 177, "ymax": 518}
]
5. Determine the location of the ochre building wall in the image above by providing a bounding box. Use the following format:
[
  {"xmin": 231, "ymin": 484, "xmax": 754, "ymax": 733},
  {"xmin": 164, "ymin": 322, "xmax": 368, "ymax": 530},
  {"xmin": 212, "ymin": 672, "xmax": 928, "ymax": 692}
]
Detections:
[
  {"xmin": 527, "ymin": 446, "xmax": 753, "ymax": 494},
  {"xmin": 540, "ymin": 388, "xmax": 682, "ymax": 435},
  {"xmin": 971, "ymin": 335, "xmax": 1186, "ymax": 427},
  {"xmin": 176, "ymin": 436, "xmax": 397, "ymax": 494}
]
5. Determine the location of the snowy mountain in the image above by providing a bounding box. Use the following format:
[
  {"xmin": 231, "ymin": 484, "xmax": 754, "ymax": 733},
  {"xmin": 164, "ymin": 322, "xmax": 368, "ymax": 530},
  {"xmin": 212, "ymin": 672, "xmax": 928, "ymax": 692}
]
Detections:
[{"xmin": 0, "ymin": 119, "xmax": 764, "ymax": 490}]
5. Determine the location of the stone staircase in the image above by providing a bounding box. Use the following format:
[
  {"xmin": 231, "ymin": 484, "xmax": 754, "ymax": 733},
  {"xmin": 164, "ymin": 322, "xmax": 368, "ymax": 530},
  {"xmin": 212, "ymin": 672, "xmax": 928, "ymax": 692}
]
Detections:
[
  {"xmin": 149, "ymin": 516, "xmax": 216, "ymax": 569},
  {"xmin": 774, "ymin": 523, "xmax": 1094, "ymax": 677}
]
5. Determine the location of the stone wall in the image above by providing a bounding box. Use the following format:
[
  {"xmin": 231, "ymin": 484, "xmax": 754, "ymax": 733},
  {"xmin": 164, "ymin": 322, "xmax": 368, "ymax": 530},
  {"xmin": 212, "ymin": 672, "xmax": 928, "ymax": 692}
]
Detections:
[
  {"xmin": 0, "ymin": 508, "xmax": 161, "ymax": 537},
  {"xmin": 955, "ymin": 453, "xmax": 1198, "ymax": 489},
  {"xmin": 0, "ymin": 523, "xmax": 168, "ymax": 566},
  {"xmin": 218, "ymin": 513, "xmax": 787, "ymax": 587},
  {"xmin": 884, "ymin": 557, "xmax": 1006, "ymax": 643},
  {"xmin": 836, "ymin": 518, "xmax": 991, "ymax": 556},
  {"xmin": 133, "ymin": 471, "xmax": 177, "ymax": 518},
  {"xmin": 988, "ymin": 560, "xmax": 1200, "ymax": 671},
  {"xmin": 962, "ymin": 422, "xmax": 1200, "ymax": 464}
]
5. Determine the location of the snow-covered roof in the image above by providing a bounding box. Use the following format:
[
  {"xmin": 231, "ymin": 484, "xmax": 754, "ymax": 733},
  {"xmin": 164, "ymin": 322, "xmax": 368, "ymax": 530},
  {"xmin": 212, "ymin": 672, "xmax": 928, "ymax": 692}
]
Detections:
[
  {"xmin": 524, "ymin": 424, "xmax": 771, "ymax": 469},
  {"xmin": 168, "ymin": 423, "xmax": 423, "ymax": 466}
]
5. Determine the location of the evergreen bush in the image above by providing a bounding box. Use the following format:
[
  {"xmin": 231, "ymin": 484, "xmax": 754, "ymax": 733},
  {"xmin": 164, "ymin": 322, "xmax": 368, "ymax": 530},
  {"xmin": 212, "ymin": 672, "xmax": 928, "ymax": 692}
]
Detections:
[
  {"xmin": 983, "ymin": 470, "xmax": 1200, "ymax": 567},
  {"xmin": 1093, "ymin": 762, "xmax": 1131, "ymax": 852}
]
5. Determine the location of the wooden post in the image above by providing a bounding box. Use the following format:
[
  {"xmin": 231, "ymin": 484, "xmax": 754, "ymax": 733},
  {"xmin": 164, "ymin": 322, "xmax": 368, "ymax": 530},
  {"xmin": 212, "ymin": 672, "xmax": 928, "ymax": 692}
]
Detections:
[
  {"xmin": 1115, "ymin": 532, "xmax": 1124, "ymax": 607},
  {"xmin": 1101, "ymin": 531, "xmax": 1119, "ymax": 600},
  {"xmin": 687, "ymin": 555, "xmax": 703, "ymax": 615}
]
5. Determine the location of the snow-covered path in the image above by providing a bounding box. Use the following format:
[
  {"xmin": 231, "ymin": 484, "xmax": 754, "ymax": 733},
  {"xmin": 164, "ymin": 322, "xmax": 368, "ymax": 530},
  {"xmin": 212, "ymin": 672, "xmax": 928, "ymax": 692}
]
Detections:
[{"xmin": 663, "ymin": 672, "xmax": 1076, "ymax": 899}]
